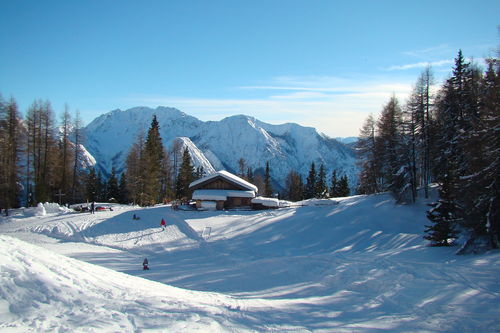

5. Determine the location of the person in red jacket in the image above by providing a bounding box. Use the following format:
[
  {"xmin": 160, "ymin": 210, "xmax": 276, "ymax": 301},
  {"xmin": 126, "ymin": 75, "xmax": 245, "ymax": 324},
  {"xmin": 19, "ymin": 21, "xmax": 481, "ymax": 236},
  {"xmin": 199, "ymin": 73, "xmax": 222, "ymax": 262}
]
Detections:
[{"xmin": 160, "ymin": 218, "xmax": 166, "ymax": 230}]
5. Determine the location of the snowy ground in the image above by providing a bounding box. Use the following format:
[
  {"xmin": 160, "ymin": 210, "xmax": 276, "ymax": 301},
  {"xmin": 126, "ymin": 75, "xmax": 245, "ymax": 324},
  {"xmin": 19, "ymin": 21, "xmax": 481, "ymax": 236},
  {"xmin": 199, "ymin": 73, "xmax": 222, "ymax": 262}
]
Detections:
[{"xmin": 1, "ymin": 193, "xmax": 499, "ymax": 332}]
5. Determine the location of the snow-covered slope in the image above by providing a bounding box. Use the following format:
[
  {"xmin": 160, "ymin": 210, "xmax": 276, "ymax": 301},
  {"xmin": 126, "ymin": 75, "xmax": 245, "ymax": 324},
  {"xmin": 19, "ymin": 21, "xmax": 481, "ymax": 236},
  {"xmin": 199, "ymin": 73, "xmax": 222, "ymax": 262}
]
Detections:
[
  {"xmin": 0, "ymin": 235, "xmax": 250, "ymax": 332},
  {"xmin": 1, "ymin": 192, "xmax": 499, "ymax": 331},
  {"xmin": 84, "ymin": 107, "xmax": 357, "ymax": 187}
]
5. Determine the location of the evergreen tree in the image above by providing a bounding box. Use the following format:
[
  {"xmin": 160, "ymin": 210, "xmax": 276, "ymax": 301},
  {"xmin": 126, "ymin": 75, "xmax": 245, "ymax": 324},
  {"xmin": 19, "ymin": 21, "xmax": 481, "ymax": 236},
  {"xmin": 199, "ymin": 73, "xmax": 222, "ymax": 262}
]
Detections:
[
  {"xmin": 264, "ymin": 161, "xmax": 273, "ymax": 197},
  {"xmin": 96, "ymin": 171, "xmax": 106, "ymax": 202},
  {"xmin": 118, "ymin": 172, "xmax": 129, "ymax": 204},
  {"xmin": 175, "ymin": 147, "xmax": 194, "ymax": 199},
  {"xmin": 85, "ymin": 167, "xmax": 99, "ymax": 202},
  {"xmin": 337, "ymin": 175, "xmax": 350, "ymax": 197},
  {"xmin": 125, "ymin": 131, "xmax": 145, "ymax": 205},
  {"xmin": 195, "ymin": 166, "xmax": 206, "ymax": 180},
  {"xmin": 159, "ymin": 147, "xmax": 173, "ymax": 202},
  {"xmin": 238, "ymin": 158, "xmax": 247, "ymax": 178},
  {"xmin": 330, "ymin": 170, "xmax": 340, "ymax": 197},
  {"xmin": 171, "ymin": 139, "xmax": 183, "ymax": 186},
  {"xmin": 304, "ymin": 162, "xmax": 316, "ymax": 199},
  {"xmin": 428, "ymin": 50, "xmax": 500, "ymax": 252},
  {"xmin": 107, "ymin": 166, "xmax": 120, "ymax": 201},
  {"xmin": 479, "ymin": 59, "xmax": 500, "ymax": 247},
  {"xmin": 316, "ymin": 164, "xmax": 328, "ymax": 198},
  {"xmin": 424, "ymin": 174, "xmax": 460, "ymax": 246},
  {"xmin": 246, "ymin": 167, "xmax": 254, "ymax": 183},
  {"xmin": 143, "ymin": 115, "xmax": 165, "ymax": 205}
]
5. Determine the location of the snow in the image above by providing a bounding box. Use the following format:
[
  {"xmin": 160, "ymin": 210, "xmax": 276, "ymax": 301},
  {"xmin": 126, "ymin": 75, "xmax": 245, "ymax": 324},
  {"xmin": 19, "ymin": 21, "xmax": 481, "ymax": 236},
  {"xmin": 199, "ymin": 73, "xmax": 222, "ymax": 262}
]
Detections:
[
  {"xmin": 176, "ymin": 137, "xmax": 216, "ymax": 175},
  {"xmin": 251, "ymin": 196, "xmax": 280, "ymax": 207},
  {"xmin": 1, "ymin": 192, "xmax": 499, "ymax": 332}
]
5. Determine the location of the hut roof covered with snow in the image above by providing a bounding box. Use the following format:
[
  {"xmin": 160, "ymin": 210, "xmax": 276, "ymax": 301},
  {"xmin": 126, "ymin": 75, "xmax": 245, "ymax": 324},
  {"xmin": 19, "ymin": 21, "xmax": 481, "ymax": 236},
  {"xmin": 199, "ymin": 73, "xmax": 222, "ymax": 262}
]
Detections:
[{"xmin": 189, "ymin": 170, "xmax": 257, "ymax": 210}]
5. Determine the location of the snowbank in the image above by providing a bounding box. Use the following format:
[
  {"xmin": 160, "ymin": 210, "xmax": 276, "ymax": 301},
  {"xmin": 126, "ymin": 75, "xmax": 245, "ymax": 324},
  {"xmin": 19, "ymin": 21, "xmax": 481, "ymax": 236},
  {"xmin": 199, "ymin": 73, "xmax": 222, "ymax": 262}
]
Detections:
[
  {"xmin": 35, "ymin": 203, "xmax": 46, "ymax": 216},
  {"xmin": 295, "ymin": 198, "xmax": 339, "ymax": 206},
  {"xmin": 251, "ymin": 196, "xmax": 280, "ymax": 207}
]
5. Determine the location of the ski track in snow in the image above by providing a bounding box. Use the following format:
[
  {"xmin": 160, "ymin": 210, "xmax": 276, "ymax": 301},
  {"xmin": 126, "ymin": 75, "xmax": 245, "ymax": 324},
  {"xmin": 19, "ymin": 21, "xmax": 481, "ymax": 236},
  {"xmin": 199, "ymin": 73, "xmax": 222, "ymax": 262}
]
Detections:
[{"xmin": 0, "ymin": 194, "xmax": 499, "ymax": 332}]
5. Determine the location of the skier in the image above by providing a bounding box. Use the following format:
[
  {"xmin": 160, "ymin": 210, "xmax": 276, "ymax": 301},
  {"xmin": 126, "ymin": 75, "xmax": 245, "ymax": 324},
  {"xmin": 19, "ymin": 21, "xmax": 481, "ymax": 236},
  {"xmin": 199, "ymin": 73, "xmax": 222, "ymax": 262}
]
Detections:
[
  {"xmin": 160, "ymin": 218, "xmax": 166, "ymax": 230},
  {"xmin": 143, "ymin": 258, "xmax": 149, "ymax": 270},
  {"xmin": 90, "ymin": 202, "xmax": 95, "ymax": 214}
]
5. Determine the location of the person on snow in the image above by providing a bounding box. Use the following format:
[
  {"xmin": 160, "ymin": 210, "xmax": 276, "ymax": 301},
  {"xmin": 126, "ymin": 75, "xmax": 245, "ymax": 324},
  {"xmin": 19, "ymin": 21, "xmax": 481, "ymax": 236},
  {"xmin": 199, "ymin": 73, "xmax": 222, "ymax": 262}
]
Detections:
[
  {"xmin": 160, "ymin": 218, "xmax": 166, "ymax": 230},
  {"xmin": 143, "ymin": 258, "xmax": 149, "ymax": 270},
  {"xmin": 90, "ymin": 202, "xmax": 95, "ymax": 214}
]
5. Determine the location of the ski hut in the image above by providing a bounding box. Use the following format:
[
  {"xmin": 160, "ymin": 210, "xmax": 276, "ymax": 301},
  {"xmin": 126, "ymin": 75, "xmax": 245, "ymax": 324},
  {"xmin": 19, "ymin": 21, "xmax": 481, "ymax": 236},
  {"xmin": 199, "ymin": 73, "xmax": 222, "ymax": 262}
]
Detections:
[{"xmin": 189, "ymin": 170, "xmax": 258, "ymax": 210}]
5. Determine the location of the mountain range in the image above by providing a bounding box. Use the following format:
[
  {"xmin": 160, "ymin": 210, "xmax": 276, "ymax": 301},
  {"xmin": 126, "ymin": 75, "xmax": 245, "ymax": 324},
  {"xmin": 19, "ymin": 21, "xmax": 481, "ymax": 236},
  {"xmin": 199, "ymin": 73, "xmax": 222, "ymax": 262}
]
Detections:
[{"xmin": 84, "ymin": 106, "xmax": 358, "ymax": 189}]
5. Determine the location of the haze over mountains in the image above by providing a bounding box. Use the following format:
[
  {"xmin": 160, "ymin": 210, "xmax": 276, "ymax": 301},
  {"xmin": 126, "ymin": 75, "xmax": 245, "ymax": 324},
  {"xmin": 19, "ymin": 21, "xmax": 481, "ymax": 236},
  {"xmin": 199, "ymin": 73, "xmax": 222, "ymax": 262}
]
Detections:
[{"xmin": 84, "ymin": 106, "xmax": 358, "ymax": 187}]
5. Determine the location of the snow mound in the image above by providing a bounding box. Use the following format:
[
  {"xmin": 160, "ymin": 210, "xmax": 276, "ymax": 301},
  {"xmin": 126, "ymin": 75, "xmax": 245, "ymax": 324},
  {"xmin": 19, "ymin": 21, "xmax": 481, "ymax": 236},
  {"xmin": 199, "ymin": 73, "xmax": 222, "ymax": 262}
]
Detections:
[
  {"xmin": 0, "ymin": 235, "xmax": 248, "ymax": 332},
  {"xmin": 35, "ymin": 203, "xmax": 46, "ymax": 216},
  {"xmin": 251, "ymin": 196, "xmax": 280, "ymax": 207}
]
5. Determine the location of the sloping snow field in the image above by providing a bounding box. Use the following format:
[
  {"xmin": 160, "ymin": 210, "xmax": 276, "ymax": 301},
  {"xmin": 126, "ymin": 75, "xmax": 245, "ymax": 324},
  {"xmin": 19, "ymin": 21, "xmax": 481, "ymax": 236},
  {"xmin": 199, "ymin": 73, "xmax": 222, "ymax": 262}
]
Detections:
[{"xmin": 1, "ymin": 193, "xmax": 499, "ymax": 332}]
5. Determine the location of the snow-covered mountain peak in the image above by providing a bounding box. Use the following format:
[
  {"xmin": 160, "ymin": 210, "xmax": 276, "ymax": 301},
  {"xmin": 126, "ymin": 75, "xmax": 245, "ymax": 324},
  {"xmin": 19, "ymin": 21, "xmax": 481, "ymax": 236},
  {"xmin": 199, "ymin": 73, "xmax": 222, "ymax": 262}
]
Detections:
[
  {"xmin": 176, "ymin": 137, "xmax": 216, "ymax": 175},
  {"xmin": 84, "ymin": 106, "xmax": 358, "ymax": 188}
]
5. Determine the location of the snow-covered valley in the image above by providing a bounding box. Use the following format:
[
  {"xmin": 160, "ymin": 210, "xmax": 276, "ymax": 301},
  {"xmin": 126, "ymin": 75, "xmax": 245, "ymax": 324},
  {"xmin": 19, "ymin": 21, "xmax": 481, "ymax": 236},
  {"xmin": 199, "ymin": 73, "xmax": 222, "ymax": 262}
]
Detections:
[{"xmin": 1, "ymin": 193, "xmax": 499, "ymax": 332}]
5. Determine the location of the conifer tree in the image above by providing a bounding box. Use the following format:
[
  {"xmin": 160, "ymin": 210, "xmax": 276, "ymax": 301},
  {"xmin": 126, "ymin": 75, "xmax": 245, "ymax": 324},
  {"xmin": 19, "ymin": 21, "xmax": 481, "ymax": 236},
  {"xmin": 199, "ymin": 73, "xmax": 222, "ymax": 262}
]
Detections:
[
  {"xmin": 424, "ymin": 174, "xmax": 459, "ymax": 246},
  {"xmin": 479, "ymin": 59, "xmax": 500, "ymax": 247},
  {"xmin": 330, "ymin": 170, "xmax": 340, "ymax": 197},
  {"xmin": 118, "ymin": 173, "xmax": 129, "ymax": 204},
  {"xmin": 143, "ymin": 115, "xmax": 165, "ymax": 205},
  {"xmin": 316, "ymin": 164, "xmax": 328, "ymax": 198},
  {"xmin": 195, "ymin": 166, "xmax": 205, "ymax": 180},
  {"xmin": 238, "ymin": 158, "xmax": 247, "ymax": 178},
  {"xmin": 427, "ymin": 50, "xmax": 499, "ymax": 251},
  {"xmin": 337, "ymin": 175, "xmax": 350, "ymax": 197},
  {"xmin": 96, "ymin": 171, "xmax": 105, "ymax": 202},
  {"xmin": 85, "ymin": 167, "xmax": 99, "ymax": 202},
  {"xmin": 304, "ymin": 162, "xmax": 316, "ymax": 199},
  {"xmin": 246, "ymin": 167, "xmax": 254, "ymax": 184},
  {"xmin": 176, "ymin": 147, "xmax": 194, "ymax": 199},
  {"xmin": 159, "ymin": 148, "xmax": 173, "ymax": 202},
  {"xmin": 107, "ymin": 166, "xmax": 120, "ymax": 201},
  {"xmin": 264, "ymin": 161, "xmax": 273, "ymax": 197},
  {"xmin": 125, "ymin": 131, "xmax": 145, "ymax": 205}
]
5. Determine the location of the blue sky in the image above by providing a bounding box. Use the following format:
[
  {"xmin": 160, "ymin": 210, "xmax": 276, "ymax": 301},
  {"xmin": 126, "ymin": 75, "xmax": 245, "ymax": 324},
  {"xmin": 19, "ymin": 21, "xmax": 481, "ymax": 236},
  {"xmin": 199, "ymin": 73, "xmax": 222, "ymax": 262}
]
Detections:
[{"xmin": 0, "ymin": 1, "xmax": 498, "ymax": 137}]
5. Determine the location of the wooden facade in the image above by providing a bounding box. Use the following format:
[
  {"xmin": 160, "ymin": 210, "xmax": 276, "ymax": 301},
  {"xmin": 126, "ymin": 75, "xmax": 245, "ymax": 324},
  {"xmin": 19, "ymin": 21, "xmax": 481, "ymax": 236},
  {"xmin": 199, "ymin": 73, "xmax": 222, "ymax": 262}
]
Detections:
[{"xmin": 190, "ymin": 175, "xmax": 249, "ymax": 192}]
